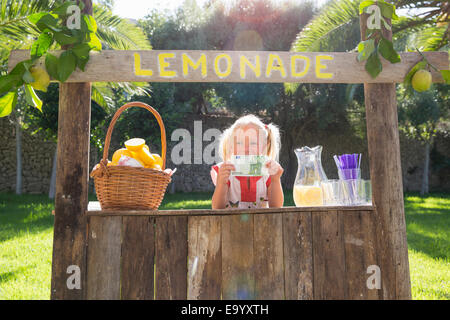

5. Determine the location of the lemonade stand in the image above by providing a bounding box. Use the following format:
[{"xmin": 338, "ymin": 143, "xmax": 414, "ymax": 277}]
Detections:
[{"xmin": 6, "ymin": 1, "xmax": 449, "ymax": 300}]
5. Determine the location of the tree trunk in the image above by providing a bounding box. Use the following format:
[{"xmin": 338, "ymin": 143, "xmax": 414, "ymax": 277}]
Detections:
[
  {"xmin": 420, "ymin": 141, "xmax": 431, "ymax": 195},
  {"xmin": 49, "ymin": 146, "xmax": 57, "ymax": 199},
  {"xmin": 15, "ymin": 117, "xmax": 22, "ymax": 195}
]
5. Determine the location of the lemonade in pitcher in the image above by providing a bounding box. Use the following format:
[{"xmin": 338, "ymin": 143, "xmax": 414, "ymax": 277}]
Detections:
[
  {"xmin": 293, "ymin": 185, "xmax": 323, "ymax": 206},
  {"xmin": 293, "ymin": 146, "xmax": 327, "ymax": 207}
]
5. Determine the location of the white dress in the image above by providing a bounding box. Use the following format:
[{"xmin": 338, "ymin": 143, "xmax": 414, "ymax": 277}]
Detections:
[{"xmin": 210, "ymin": 162, "xmax": 271, "ymax": 209}]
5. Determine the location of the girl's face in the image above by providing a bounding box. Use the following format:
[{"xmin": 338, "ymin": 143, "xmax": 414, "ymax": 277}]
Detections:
[{"xmin": 230, "ymin": 124, "xmax": 267, "ymax": 156}]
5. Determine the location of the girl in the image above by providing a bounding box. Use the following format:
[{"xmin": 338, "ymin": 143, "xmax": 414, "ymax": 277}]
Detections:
[{"xmin": 211, "ymin": 114, "xmax": 284, "ymax": 209}]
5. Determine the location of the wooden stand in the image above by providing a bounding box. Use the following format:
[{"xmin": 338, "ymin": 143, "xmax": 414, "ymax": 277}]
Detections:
[
  {"xmin": 8, "ymin": 4, "xmax": 448, "ymax": 300},
  {"xmin": 85, "ymin": 204, "xmax": 379, "ymax": 300}
]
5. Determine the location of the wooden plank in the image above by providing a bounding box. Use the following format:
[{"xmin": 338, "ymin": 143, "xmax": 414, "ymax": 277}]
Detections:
[
  {"xmin": 50, "ymin": 84, "xmax": 91, "ymax": 298},
  {"xmin": 187, "ymin": 216, "xmax": 222, "ymax": 299},
  {"xmin": 9, "ymin": 50, "xmax": 448, "ymax": 84},
  {"xmin": 155, "ymin": 216, "xmax": 188, "ymax": 299},
  {"xmin": 222, "ymin": 214, "xmax": 255, "ymax": 300},
  {"xmin": 86, "ymin": 216, "xmax": 121, "ymax": 300},
  {"xmin": 341, "ymin": 211, "xmax": 381, "ymax": 300},
  {"xmin": 283, "ymin": 211, "xmax": 313, "ymax": 300},
  {"xmin": 50, "ymin": 2, "xmax": 93, "ymax": 300},
  {"xmin": 121, "ymin": 216, "xmax": 155, "ymax": 300},
  {"xmin": 312, "ymin": 211, "xmax": 346, "ymax": 300},
  {"xmin": 87, "ymin": 202, "xmax": 376, "ymax": 216},
  {"xmin": 254, "ymin": 213, "xmax": 284, "ymax": 299},
  {"xmin": 360, "ymin": 14, "xmax": 411, "ymax": 300}
]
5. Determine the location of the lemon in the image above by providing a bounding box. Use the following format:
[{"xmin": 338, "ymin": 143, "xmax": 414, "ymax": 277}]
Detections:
[
  {"xmin": 111, "ymin": 148, "xmax": 132, "ymax": 165},
  {"xmin": 30, "ymin": 66, "xmax": 50, "ymax": 92},
  {"xmin": 412, "ymin": 69, "xmax": 432, "ymax": 92},
  {"xmin": 124, "ymin": 138, "xmax": 145, "ymax": 151},
  {"xmin": 136, "ymin": 147, "xmax": 156, "ymax": 167}
]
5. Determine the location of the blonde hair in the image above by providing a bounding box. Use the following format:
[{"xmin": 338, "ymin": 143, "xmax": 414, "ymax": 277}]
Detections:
[{"xmin": 219, "ymin": 114, "xmax": 281, "ymax": 162}]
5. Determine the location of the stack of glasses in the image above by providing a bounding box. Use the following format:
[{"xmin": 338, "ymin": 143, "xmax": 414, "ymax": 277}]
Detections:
[{"xmin": 322, "ymin": 153, "xmax": 372, "ymax": 206}]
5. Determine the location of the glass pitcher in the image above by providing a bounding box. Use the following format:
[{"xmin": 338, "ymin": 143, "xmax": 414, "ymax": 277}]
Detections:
[{"xmin": 293, "ymin": 146, "xmax": 328, "ymax": 207}]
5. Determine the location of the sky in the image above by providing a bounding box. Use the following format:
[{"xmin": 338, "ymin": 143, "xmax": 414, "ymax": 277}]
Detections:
[{"xmin": 111, "ymin": 0, "xmax": 329, "ymax": 20}]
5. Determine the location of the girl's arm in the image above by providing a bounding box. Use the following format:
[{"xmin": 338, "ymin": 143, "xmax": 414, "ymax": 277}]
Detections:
[
  {"xmin": 211, "ymin": 162, "xmax": 235, "ymax": 209},
  {"xmin": 266, "ymin": 161, "xmax": 284, "ymax": 208}
]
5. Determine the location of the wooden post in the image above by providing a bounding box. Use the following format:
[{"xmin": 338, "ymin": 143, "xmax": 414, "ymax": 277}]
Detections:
[
  {"xmin": 360, "ymin": 14, "xmax": 411, "ymax": 299},
  {"xmin": 50, "ymin": 0, "xmax": 93, "ymax": 299}
]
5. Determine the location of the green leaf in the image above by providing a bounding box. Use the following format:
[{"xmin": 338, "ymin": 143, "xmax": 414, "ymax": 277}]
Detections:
[
  {"xmin": 24, "ymin": 85, "xmax": 43, "ymax": 112},
  {"xmin": 51, "ymin": 1, "xmax": 78, "ymax": 17},
  {"xmin": 88, "ymin": 33, "xmax": 102, "ymax": 51},
  {"xmin": 441, "ymin": 70, "xmax": 450, "ymax": 84},
  {"xmin": 58, "ymin": 51, "xmax": 77, "ymax": 82},
  {"xmin": 0, "ymin": 91, "xmax": 18, "ymax": 117},
  {"xmin": 31, "ymin": 30, "xmax": 53, "ymax": 59},
  {"xmin": 45, "ymin": 53, "xmax": 59, "ymax": 80},
  {"xmin": 54, "ymin": 31, "xmax": 79, "ymax": 46},
  {"xmin": 359, "ymin": 0, "xmax": 375, "ymax": 14},
  {"xmin": 0, "ymin": 75, "xmax": 21, "ymax": 95},
  {"xmin": 28, "ymin": 12, "xmax": 48, "ymax": 25},
  {"xmin": 378, "ymin": 2, "xmax": 396, "ymax": 20},
  {"xmin": 73, "ymin": 43, "xmax": 92, "ymax": 71},
  {"xmin": 365, "ymin": 51, "xmax": 383, "ymax": 79},
  {"xmin": 72, "ymin": 43, "xmax": 91, "ymax": 60},
  {"xmin": 36, "ymin": 14, "xmax": 61, "ymax": 33},
  {"xmin": 357, "ymin": 39, "xmax": 375, "ymax": 62},
  {"xmin": 82, "ymin": 15, "xmax": 97, "ymax": 33},
  {"xmin": 9, "ymin": 60, "xmax": 33, "ymax": 88},
  {"xmin": 76, "ymin": 57, "xmax": 89, "ymax": 71},
  {"xmin": 22, "ymin": 69, "xmax": 35, "ymax": 83},
  {"xmin": 378, "ymin": 38, "xmax": 401, "ymax": 63}
]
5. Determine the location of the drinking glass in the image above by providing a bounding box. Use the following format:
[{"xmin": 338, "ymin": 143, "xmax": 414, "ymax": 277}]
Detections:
[
  {"xmin": 357, "ymin": 179, "xmax": 372, "ymax": 205},
  {"xmin": 321, "ymin": 180, "xmax": 341, "ymax": 205}
]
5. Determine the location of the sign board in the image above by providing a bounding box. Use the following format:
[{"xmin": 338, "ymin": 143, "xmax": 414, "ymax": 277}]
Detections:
[{"xmin": 8, "ymin": 50, "xmax": 448, "ymax": 84}]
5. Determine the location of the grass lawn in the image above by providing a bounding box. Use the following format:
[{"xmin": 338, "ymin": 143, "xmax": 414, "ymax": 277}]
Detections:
[{"xmin": 0, "ymin": 191, "xmax": 448, "ymax": 299}]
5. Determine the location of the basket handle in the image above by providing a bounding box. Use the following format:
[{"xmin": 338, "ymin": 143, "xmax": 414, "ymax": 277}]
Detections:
[{"xmin": 102, "ymin": 102, "xmax": 167, "ymax": 170}]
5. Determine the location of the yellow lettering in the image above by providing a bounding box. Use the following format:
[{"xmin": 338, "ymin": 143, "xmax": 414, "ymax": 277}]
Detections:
[
  {"xmin": 158, "ymin": 53, "xmax": 177, "ymax": 77},
  {"xmin": 291, "ymin": 55, "xmax": 310, "ymax": 78},
  {"xmin": 214, "ymin": 54, "xmax": 232, "ymax": 78},
  {"xmin": 182, "ymin": 53, "xmax": 207, "ymax": 77},
  {"xmin": 134, "ymin": 53, "xmax": 153, "ymax": 76},
  {"xmin": 266, "ymin": 54, "xmax": 286, "ymax": 78},
  {"xmin": 315, "ymin": 55, "xmax": 334, "ymax": 79},
  {"xmin": 240, "ymin": 55, "xmax": 261, "ymax": 79}
]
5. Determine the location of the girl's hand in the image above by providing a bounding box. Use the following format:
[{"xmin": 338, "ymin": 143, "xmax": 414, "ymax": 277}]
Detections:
[
  {"xmin": 217, "ymin": 161, "xmax": 235, "ymax": 186},
  {"xmin": 266, "ymin": 160, "xmax": 283, "ymax": 179}
]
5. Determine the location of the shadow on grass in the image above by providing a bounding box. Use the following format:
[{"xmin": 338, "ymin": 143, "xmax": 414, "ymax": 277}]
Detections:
[
  {"xmin": 0, "ymin": 266, "xmax": 32, "ymax": 284},
  {"xmin": 404, "ymin": 193, "xmax": 450, "ymax": 260},
  {"xmin": 0, "ymin": 193, "xmax": 57, "ymax": 243}
]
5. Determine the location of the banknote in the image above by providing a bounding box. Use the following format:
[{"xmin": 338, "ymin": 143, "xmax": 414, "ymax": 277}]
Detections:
[{"xmin": 230, "ymin": 155, "xmax": 269, "ymax": 176}]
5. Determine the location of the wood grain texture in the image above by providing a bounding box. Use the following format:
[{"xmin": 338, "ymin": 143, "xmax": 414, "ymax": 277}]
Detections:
[
  {"xmin": 87, "ymin": 202, "xmax": 375, "ymax": 215},
  {"xmin": 360, "ymin": 14, "xmax": 412, "ymax": 300},
  {"xmin": 222, "ymin": 214, "xmax": 255, "ymax": 300},
  {"xmin": 121, "ymin": 216, "xmax": 155, "ymax": 300},
  {"xmin": 187, "ymin": 216, "xmax": 222, "ymax": 299},
  {"xmin": 86, "ymin": 216, "xmax": 121, "ymax": 300},
  {"xmin": 254, "ymin": 214, "xmax": 284, "ymax": 299},
  {"xmin": 155, "ymin": 216, "xmax": 188, "ymax": 299},
  {"xmin": 50, "ymin": 81, "xmax": 91, "ymax": 300},
  {"xmin": 312, "ymin": 211, "xmax": 346, "ymax": 300},
  {"xmin": 341, "ymin": 211, "xmax": 380, "ymax": 300},
  {"xmin": 9, "ymin": 50, "xmax": 448, "ymax": 83},
  {"xmin": 283, "ymin": 211, "xmax": 313, "ymax": 300}
]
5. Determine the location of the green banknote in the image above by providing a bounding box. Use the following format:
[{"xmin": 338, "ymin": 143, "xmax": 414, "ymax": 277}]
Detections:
[{"xmin": 230, "ymin": 155, "xmax": 269, "ymax": 176}]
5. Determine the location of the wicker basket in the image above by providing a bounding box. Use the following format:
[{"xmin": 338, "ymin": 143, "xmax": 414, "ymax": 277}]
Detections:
[{"xmin": 90, "ymin": 102, "xmax": 171, "ymax": 210}]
